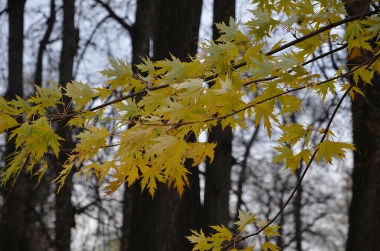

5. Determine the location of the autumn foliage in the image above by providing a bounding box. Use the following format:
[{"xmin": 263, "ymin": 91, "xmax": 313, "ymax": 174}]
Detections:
[{"xmin": 1, "ymin": 0, "xmax": 380, "ymax": 249}]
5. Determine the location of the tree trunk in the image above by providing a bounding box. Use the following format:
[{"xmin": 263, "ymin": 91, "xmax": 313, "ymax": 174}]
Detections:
[
  {"xmin": 346, "ymin": 1, "xmax": 380, "ymax": 250},
  {"xmin": 203, "ymin": 0, "xmax": 235, "ymax": 229},
  {"xmin": 347, "ymin": 64, "xmax": 380, "ymax": 249},
  {"xmin": 5, "ymin": 0, "xmax": 25, "ymax": 100},
  {"xmin": 53, "ymin": 0, "xmax": 79, "ymax": 250},
  {"xmin": 120, "ymin": 1, "xmax": 159, "ymax": 250},
  {"xmin": 0, "ymin": 1, "xmax": 29, "ymax": 251},
  {"xmin": 127, "ymin": 1, "xmax": 202, "ymax": 251}
]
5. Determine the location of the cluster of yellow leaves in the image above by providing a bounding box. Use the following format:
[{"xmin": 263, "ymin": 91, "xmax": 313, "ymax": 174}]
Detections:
[
  {"xmin": 1, "ymin": 0, "xmax": 363, "ymax": 196},
  {"xmin": 1, "ymin": 0, "xmax": 379, "ymax": 248},
  {"xmin": 187, "ymin": 211, "xmax": 281, "ymax": 251}
]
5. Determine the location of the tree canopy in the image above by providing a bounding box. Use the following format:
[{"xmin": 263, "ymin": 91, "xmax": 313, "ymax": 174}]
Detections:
[{"xmin": 1, "ymin": 0, "xmax": 379, "ymax": 250}]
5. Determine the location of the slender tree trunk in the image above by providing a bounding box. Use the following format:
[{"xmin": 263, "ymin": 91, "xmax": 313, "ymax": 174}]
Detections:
[
  {"xmin": 34, "ymin": 0, "xmax": 56, "ymax": 86},
  {"xmin": 127, "ymin": 1, "xmax": 202, "ymax": 251},
  {"xmin": 0, "ymin": 1, "xmax": 28, "ymax": 250},
  {"xmin": 53, "ymin": 1, "xmax": 79, "ymax": 250},
  {"xmin": 5, "ymin": 0, "xmax": 25, "ymax": 100},
  {"xmin": 203, "ymin": 0, "xmax": 235, "ymax": 229},
  {"xmin": 346, "ymin": 1, "xmax": 380, "ymax": 250}
]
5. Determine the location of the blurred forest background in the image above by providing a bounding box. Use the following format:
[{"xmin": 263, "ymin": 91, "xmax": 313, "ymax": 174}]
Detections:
[{"xmin": 0, "ymin": 0, "xmax": 374, "ymax": 250}]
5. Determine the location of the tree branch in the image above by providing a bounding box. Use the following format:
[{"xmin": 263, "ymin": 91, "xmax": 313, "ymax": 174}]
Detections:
[{"xmin": 93, "ymin": 0, "xmax": 133, "ymax": 33}]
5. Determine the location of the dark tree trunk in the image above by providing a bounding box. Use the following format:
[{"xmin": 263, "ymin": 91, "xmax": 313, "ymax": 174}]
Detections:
[
  {"xmin": 5, "ymin": 0, "xmax": 25, "ymax": 100},
  {"xmin": 130, "ymin": 0, "xmax": 158, "ymax": 68},
  {"xmin": 53, "ymin": 1, "xmax": 79, "ymax": 250},
  {"xmin": 120, "ymin": 1, "xmax": 159, "ymax": 250},
  {"xmin": 127, "ymin": 1, "xmax": 202, "ymax": 251},
  {"xmin": 346, "ymin": 1, "xmax": 380, "ymax": 250},
  {"xmin": 347, "ymin": 63, "xmax": 380, "ymax": 249},
  {"xmin": 0, "ymin": 1, "xmax": 28, "ymax": 251},
  {"xmin": 203, "ymin": 0, "xmax": 235, "ymax": 229}
]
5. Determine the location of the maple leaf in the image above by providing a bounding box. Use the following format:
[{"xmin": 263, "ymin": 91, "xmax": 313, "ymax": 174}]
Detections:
[
  {"xmin": 263, "ymin": 225, "xmax": 282, "ymax": 239},
  {"xmin": 28, "ymin": 117, "xmax": 64, "ymax": 158},
  {"xmin": 340, "ymin": 84, "xmax": 364, "ymax": 100},
  {"xmin": 155, "ymin": 55, "xmax": 184, "ymax": 82},
  {"xmin": 230, "ymin": 246, "xmax": 255, "ymax": 251},
  {"xmin": 10, "ymin": 121, "xmax": 37, "ymax": 150},
  {"xmin": 262, "ymin": 242, "xmax": 280, "ymax": 251},
  {"xmin": 65, "ymin": 81, "xmax": 93, "ymax": 110},
  {"xmin": 352, "ymin": 67, "xmax": 374, "ymax": 85},
  {"xmin": 74, "ymin": 126, "xmax": 109, "ymax": 161},
  {"xmin": 94, "ymin": 85, "xmax": 112, "ymax": 101},
  {"xmin": 235, "ymin": 210, "xmax": 257, "ymax": 232},
  {"xmin": 184, "ymin": 142, "xmax": 216, "ymax": 167},
  {"xmin": 315, "ymin": 140, "xmax": 355, "ymax": 164},
  {"xmin": 254, "ymin": 103, "xmax": 279, "ymax": 138},
  {"xmin": 140, "ymin": 165, "xmax": 165, "ymax": 197},
  {"xmin": 136, "ymin": 56, "xmax": 157, "ymax": 80},
  {"xmin": 246, "ymin": 10, "xmax": 279, "ymax": 39},
  {"xmin": 210, "ymin": 224, "xmax": 233, "ymax": 241},
  {"xmin": 278, "ymin": 123, "xmax": 306, "ymax": 146},
  {"xmin": 54, "ymin": 162, "xmax": 75, "ymax": 192},
  {"xmin": 273, "ymin": 145, "xmax": 311, "ymax": 173},
  {"xmin": 99, "ymin": 57, "xmax": 131, "ymax": 79},
  {"xmin": 0, "ymin": 114, "xmax": 18, "ymax": 133},
  {"xmin": 187, "ymin": 229, "xmax": 213, "ymax": 251},
  {"xmin": 8, "ymin": 95, "xmax": 31, "ymax": 115},
  {"xmin": 216, "ymin": 17, "xmax": 239, "ymax": 42},
  {"xmin": 27, "ymin": 82, "xmax": 62, "ymax": 115},
  {"xmin": 100, "ymin": 58, "xmax": 146, "ymax": 91},
  {"xmin": 315, "ymin": 80, "xmax": 335, "ymax": 102}
]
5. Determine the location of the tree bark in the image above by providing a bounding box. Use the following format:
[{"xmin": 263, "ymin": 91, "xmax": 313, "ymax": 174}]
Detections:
[
  {"xmin": 127, "ymin": 1, "xmax": 202, "ymax": 251},
  {"xmin": 0, "ymin": 1, "xmax": 29, "ymax": 251},
  {"xmin": 120, "ymin": 1, "xmax": 159, "ymax": 250},
  {"xmin": 346, "ymin": 1, "xmax": 380, "ymax": 250},
  {"xmin": 203, "ymin": 0, "xmax": 235, "ymax": 229},
  {"xmin": 53, "ymin": 1, "xmax": 79, "ymax": 250},
  {"xmin": 5, "ymin": 0, "xmax": 25, "ymax": 100}
]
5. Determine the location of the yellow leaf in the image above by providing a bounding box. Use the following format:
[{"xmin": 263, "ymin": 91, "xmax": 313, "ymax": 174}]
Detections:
[
  {"xmin": 54, "ymin": 162, "xmax": 75, "ymax": 193},
  {"xmin": 263, "ymin": 225, "xmax": 281, "ymax": 239},
  {"xmin": 187, "ymin": 229, "xmax": 213, "ymax": 251},
  {"xmin": 140, "ymin": 165, "xmax": 165, "ymax": 197},
  {"xmin": 184, "ymin": 142, "xmax": 216, "ymax": 167},
  {"xmin": 65, "ymin": 81, "xmax": 93, "ymax": 110},
  {"xmin": 278, "ymin": 123, "xmax": 306, "ymax": 146},
  {"xmin": 235, "ymin": 210, "xmax": 257, "ymax": 232},
  {"xmin": 0, "ymin": 114, "xmax": 18, "ymax": 133},
  {"xmin": 29, "ymin": 117, "xmax": 64, "ymax": 158},
  {"xmin": 74, "ymin": 126, "xmax": 109, "ymax": 161},
  {"xmin": 273, "ymin": 145, "xmax": 311, "ymax": 173},
  {"xmin": 315, "ymin": 140, "xmax": 355, "ymax": 164},
  {"xmin": 254, "ymin": 103, "xmax": 278, "ymax": 138},
  {"xmin": 210, "ymin": 224, "xmax": 233, "ymax": 241},
  {"xmin": 231, "ymin": 246, "xmax": 255, "ymax": 251},
  {"xmin": 262, "ymin": 242, "xmax": 280, "ymax": 251}
]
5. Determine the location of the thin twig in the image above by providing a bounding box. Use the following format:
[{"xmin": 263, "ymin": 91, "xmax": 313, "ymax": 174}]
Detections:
[
  {"xmin": 221, "ymin": 84, "xmax": 353, "ymax": 251},
  {"xmin": 0, "ymin": 152, "xmax": 31, "ymax": 216}
]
